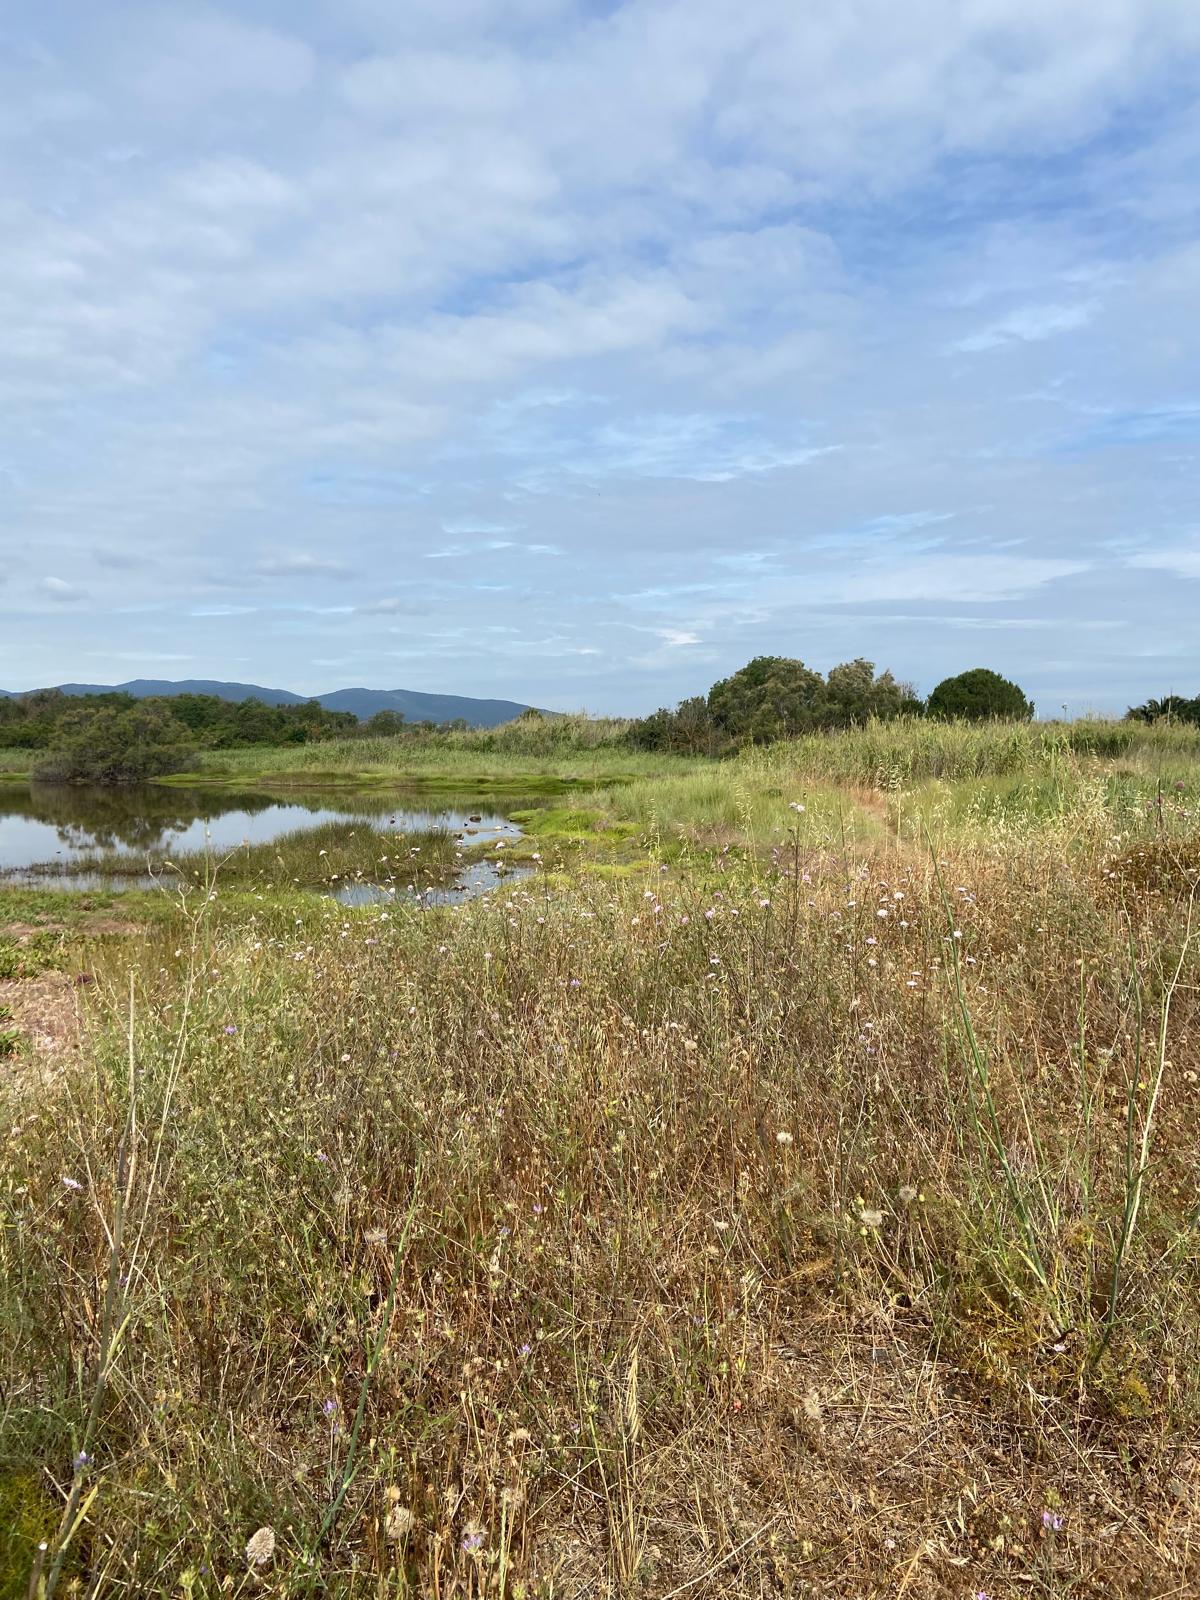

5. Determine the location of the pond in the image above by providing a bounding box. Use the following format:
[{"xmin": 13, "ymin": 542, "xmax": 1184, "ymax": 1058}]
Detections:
[{"xmin": 0, "ymin": 782, "xmax": 535, "ymax": 904}]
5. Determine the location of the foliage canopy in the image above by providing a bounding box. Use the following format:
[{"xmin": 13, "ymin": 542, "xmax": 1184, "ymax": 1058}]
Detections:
[{"xmin": 927, "ymin": 667, "xmax": 1033, "ymax": 722}]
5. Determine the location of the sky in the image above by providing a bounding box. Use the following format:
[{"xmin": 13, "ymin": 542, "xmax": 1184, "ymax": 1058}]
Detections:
[{"xmin": 3, "ymin": 1, "xmax": 1200, "ymax": 715}]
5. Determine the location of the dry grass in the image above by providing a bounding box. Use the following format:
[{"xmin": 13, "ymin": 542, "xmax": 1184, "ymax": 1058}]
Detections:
[{"xmin": 2, "ymin": 751, "xmax": 1200, "ymax": 1597}]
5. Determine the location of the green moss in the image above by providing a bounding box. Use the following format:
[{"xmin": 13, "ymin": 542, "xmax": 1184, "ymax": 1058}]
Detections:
[{"xmin": 0, "ymin": 1471, "xmax": 58, "ymax": 1597}]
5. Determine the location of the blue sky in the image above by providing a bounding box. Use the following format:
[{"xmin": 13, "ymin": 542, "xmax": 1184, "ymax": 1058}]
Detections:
[{"xmin": 2, "ymin": 0, "xmax": 1200, "ymax": 713}]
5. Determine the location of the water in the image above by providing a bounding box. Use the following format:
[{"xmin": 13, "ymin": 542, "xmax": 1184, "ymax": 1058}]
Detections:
[{"xmin": 0, "ymin": 782, "xmax": 532, "ymax": 902}]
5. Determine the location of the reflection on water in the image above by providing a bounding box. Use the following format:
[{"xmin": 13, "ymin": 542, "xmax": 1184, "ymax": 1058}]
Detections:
[
  {"xmin": 333, "ymin": 860, "xmax": 533, "ymax": 907},
  {"xmin": 0, "ymin": 782, "xmax": 535, "ymax": 903}
]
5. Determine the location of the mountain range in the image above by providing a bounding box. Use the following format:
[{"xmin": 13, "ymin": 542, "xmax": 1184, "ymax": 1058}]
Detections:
[{"xmin": 0, "ymin": 679, "xmax": 533, "ymax": 728}]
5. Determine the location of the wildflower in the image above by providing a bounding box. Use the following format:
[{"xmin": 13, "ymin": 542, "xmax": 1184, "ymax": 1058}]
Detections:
[
  {"xmin": 321, "ymin": 1397, "xmax": 338, "ymax": 1417},
  {"xmin": 775, "ymin": 1130, "xmax": 793, "ymax": 1145},
  {"xmin": 61, "ymin": 1176, "xmax": 83, "ymax": 1192},
  {"xmin": 73, "ymin": 1449, "xmax": 91, "ymax": 1471},
  {"xmin": 1041, "ymin": 1509, "xmax": 1063, "ymax": 1532},
  {"xmin": 461, "ymin": 1525, "xmax": 486, "ymax": 1555},
  {"xmin": 519, "ymin": 1342, "xmax": 533, "ymax": 1357},
  {"xmin": 898, "ymin": 1184, "xmax": 918, "ymax": 1204},
  {"xmin": 859, "ymin": 1208, "xmax": 885, "ymax": 1227},
  {"xmin": 245, "ymin": 1527, "xmax": 276, "ymax": 1566},
  {"xmin": 789, "ymin": 801, "xmax": 806, "ymax": 813},
  {"xmin": 223, "ymin": 1024, "xmax": 238, "ymax": 1035}
]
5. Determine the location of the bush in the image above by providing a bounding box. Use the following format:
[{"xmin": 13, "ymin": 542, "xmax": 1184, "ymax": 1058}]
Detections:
[{"xmin": 927, "ymin": 667, "xmax": 1033, "ymax": 722}]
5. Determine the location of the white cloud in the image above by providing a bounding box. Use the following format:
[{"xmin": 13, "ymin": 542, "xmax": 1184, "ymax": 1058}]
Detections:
[
  {"xmin": 955, "ymin": 301, "xmax": 1099, "ymax": 352},
  {"xmin": 41, "ymin": 576, "xmax": 86, "ymax": 602},
  {"xmin": 1129, "ymin": 540, "xmax": 1200, "ymax": 579},
  {"xmin": 255, "ymin": 552, "xmax": 352, "ymax": 578},
  {"xmin": 1, "ymin": 0, "xmax": 1198, "ymax": 709}
]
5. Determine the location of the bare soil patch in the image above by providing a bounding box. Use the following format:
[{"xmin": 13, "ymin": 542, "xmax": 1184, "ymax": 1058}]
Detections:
[{"xmin": 0, "ymin": 972, "xmax": 84, "ymax": 1083}]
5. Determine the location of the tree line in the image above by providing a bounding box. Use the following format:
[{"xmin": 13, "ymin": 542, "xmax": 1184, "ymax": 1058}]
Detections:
[
  {"xmin": 0, "ymin": 691, "xmax": 463, "ymax": 783},
  {"xmin": 8, "ymin": 666, "xmax": 1194, "ymax": 784}
]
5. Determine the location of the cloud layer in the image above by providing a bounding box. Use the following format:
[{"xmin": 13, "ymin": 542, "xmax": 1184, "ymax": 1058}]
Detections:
[{"xmin": 2, "ymin": 1, "xmax": 1200, "ymax": 711}]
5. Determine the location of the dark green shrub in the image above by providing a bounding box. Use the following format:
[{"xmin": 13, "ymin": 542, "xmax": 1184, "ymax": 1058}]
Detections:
[{"xmin": 927, "ymin": 668, "xmax": 1033, "ymax": 722}]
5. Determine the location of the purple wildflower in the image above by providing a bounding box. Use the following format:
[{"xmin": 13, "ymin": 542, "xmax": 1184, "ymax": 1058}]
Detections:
[
  {"xmin": 223, "ymin": 1025, "xmax": 238, "ymax": 1035},
  {"xmin": 1041, "ymin": 1509, "xmax": 1063, "ymax": 1532},
  {"xmin": 73, "ymin": 1450, "xmax": 91, "ymax": 1471}
]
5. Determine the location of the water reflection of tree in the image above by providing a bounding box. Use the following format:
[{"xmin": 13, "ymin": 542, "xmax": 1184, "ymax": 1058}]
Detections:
[
  {"xmin": 0, "ymin": 783, "xmax": 548, "ymax": 858},
  {"xmin": 1, "ymin": 785, "xmax": 282, "ymax": 853}
]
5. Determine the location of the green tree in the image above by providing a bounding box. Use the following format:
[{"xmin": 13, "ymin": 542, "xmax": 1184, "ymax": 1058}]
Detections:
[
  {"xmin": 707, "ymin": 656, "xmax": 827, "ymax": 742},
  {"xmin": 927, "ymin": 667, "xmax": 1033, "ymax": 722},
  {"xmin": 821, "ymin": 659, "xmax": 922, "ymax": 727},
  {"xmin": 362, "ymin": 710, "xmax": 408, "ymax": 737}
]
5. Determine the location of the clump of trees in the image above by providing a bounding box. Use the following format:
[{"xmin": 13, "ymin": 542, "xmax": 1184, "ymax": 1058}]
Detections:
[
  {"xmin": 631, "ymin": 656, "xmax": 922, "ymax": 751},
  {"xmin": 631, "ymin": 658, "xmax": 1042, "ymax": 751},
  {"xmin": 925, "ymin": 667, "xmax": 1034, "ymax": 722},
  {"xmin": 1126, "ymin": 694, "xmax": 1200, "ymax": 727},
  {"xmin": 32, "ymin": 704, "xmax": 198, "ymax": 784}
]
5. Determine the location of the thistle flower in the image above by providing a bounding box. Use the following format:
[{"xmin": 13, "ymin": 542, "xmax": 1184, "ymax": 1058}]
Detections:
[
  {"xmin": 859, "ymin": 1208, "xmax": 885, "ymax": 1227},
  {"xmin": 245, "ymin": 1526, "xmax": 276, "ymax": 1566}
]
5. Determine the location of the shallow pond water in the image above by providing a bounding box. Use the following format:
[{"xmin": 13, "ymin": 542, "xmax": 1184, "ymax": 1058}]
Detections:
[{"xmin": 0, "ymin": 782, "xmax": 534, "ymax": 902}]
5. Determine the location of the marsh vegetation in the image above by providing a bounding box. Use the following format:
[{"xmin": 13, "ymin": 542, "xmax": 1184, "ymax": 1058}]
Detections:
[{"xmin": 1, "ymin": 716, "xmax": 1199, "ymax": 1596}]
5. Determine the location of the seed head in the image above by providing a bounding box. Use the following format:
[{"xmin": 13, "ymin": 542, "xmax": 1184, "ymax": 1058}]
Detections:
[{"xmin": 245, "ymin": 1526, "xmax": 276, "ymax": 1566}]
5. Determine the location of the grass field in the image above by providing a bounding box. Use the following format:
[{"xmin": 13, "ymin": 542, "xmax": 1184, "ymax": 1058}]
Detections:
[{"xmin": 2, "ymin": 719, "xmax": 1199, "ymax": 1597}]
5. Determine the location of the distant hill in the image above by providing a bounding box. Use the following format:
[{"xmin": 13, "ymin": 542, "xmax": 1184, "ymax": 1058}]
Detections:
[{"xmin": 0, "ymin": 679, "xmax": 533, "ymax": 729}]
